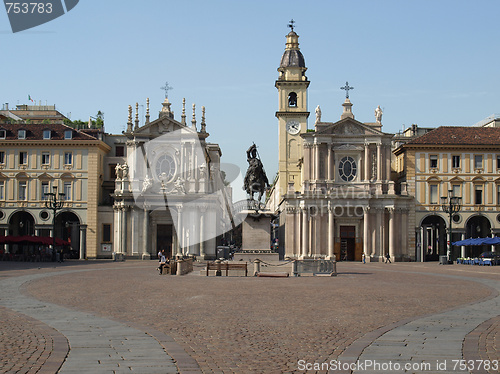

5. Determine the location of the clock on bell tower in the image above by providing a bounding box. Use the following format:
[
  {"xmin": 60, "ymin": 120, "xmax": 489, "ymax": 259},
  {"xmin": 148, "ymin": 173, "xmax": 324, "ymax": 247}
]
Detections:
[{"xmin": 275, "ymin": 23, "xmax": 310, "ymax": 197}]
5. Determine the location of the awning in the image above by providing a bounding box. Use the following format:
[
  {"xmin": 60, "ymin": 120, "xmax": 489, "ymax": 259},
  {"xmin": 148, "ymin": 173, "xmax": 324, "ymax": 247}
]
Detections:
[
  {"xmin": 452, "ymin": 237, "xmax": 500, "ymax": 246},
  {"xmin": 0, "ymin": 235, "xmax": 70, "ymax": 246}
]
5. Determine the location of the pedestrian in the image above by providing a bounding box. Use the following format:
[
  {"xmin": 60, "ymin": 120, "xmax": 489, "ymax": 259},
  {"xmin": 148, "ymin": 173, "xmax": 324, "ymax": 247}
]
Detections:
[
  {"xmin": 385, "ymin": 253, "xmax": 391, "ymax": 263},
  {"xmin": 157, "ymin": 250, "xmax": 169, "ymax": 275},
  {"xmin": 362, "ymin": 252, "xmax": 366, "ymax": 264}
]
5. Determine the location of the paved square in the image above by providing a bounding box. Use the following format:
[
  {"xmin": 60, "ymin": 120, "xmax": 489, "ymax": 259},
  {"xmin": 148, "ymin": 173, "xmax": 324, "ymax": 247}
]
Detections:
[{"xmin": 1, "ymin": 261, "xmax": 498, "ymax": 373}]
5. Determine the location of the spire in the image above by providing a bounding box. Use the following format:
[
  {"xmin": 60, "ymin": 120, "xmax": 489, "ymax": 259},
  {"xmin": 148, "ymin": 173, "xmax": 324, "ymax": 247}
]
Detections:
[
  {"xmin": 126, "ymin": 105, "xmax": 133, "ymax": 132},
  {"xmin": 200, "ymin": 106, "xmax": 206, "ymax": 133},
  {"xmin": 159, "ymin": 97, "xmax": 174, "ymax": 119},
  {"xmin": 191, "ymin": 103, "xmax": 197, "ymax": 130},
  {"xmin": 181, "ymin": 98, "xmax": 186, "ymax": 125},
  {"xmin": 341, "ymin": 98, "xmax": 354, "ymax": 120},
  {"xmin": 145, "ymin": 98, "xmax": 150, "ymax": 125},
  {"xmin": 134, "ymin": 102, "xmax": 139, "ymax": 130}
]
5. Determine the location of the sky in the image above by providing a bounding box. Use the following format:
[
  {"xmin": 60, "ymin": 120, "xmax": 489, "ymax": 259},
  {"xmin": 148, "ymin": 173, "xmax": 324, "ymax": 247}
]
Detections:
[{"xmin": 2, "ymin": 0, "xmax": 500, "ymax": 200}]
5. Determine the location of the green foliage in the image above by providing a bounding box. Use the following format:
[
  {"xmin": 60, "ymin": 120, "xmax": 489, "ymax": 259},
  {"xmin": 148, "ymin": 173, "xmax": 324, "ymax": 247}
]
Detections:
[{"xmin": 64, "ymin": 110, "xmax": 105, "ymax": 129}]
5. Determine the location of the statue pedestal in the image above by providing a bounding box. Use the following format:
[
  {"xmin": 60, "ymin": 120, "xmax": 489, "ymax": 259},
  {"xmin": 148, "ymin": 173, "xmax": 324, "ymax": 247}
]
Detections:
[{"xmin": 233, "ymin": 209, "xmax": 279, "ymax": 262}]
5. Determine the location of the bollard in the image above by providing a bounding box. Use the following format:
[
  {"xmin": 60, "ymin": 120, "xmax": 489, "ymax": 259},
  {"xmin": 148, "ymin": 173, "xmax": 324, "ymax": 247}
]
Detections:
[
  {"xmin": 253, "ymin": 259, "xmax": 261, "ymax": 276},
  {"xmin": 292, "ymin": 260, "xmax": 299, "ymax": 277},
  {"xmin": 215, "ymin": 259, "xmax": 222, "ymax": 276}
]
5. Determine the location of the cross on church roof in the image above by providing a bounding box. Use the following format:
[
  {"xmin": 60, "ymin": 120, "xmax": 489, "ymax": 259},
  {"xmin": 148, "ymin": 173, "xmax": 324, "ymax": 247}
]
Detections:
[
  {"xmin": 340, "ymin": 81, "xmax": 354, "ymax": 99},
  {"xmin": 160, "ymin": 81, "xmax": 173, "ymax": 99},
  {"xmin": 288, "ymin": 19, "xmax": 295, "ymax": 32}
]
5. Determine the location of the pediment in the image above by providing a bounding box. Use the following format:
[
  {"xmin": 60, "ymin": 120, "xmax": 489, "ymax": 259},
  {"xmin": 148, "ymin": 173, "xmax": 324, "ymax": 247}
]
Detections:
[
  {"xmin": 426, "ymin": 176, "xmax": 441, "ymax": 182},
  {"xmin": 471, "ymin": 176, "xmax": 486, "ymax": 183},
  {"xmin": 37, "ymin": 172, "xmax": 53, "ymax": 180},
  {"xmin": 317, "ymin": 118, "xmax": 385, "ymax": 137},
  {"xmin": 332, "ymin": 143, "xmax": 364, "ymax": 151},
  {"xmin": 133, "ymin": 116, "xmax": 193, "ymax": 137},
  {"xmin": 449, "ymin": 176, "xmax": 464, "ymax": 183}
]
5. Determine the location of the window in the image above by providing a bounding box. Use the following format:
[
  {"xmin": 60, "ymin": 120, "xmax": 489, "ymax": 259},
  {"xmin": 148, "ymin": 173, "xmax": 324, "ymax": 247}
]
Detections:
[
  {"xmin": 475, "ymin": 185, "xmax": 483, "ymax": 205},
  {"xmin": 474, "ymin": 155, "xmax": 483, "ymax": 169},
  {"xmin": 63, "ymin": 182, "xmax": 71, "ymax": 200},
  {"xmin": 338, "ymin": 156, "xmax": 357, "ymax": 182},
  {"xmin": 43, "ymin": 130, "xmax": 51, "ymax": 139},
  {"xmin": 19, "ymin": 151, "xmax": 27, "ymax": 165},
  {"xmin": 0, "ymin": 151, "xmax": 4, "ymax": 164},
  {"xmin": 0, "ymin": 181, "xmax": 4, "ymax": 200},
  {"xmin": 497, "ymin": 185, "xmax": 500, "ymax": 205},
  {"xmin": 41, "ymin": 182, "xmax": 49, "ymax": 200},
  {"xmin": 18, "ymin": 130, "xmax": 26, "ymax": 139},
  {"xmin": 64, "ymin": 130, "xmax": 73, "ymax": 139},
  {"xmin": 102, "ymin": 224, "xmax": 112, "ymax": 242},
  {"xmin": 41, "ymin": 152, "xmax": 50, "ymax": 165},
  {"xmin": 18, "ymin": 181, "xmax": 27, "ymax": 200},
  {"xmin": 430, "ymin": 185, "xmax": 438, "ymax": 204},
  {"xmin": 115, "ymin": 145, "xmax": 125, "ymax": 157},
  {"xmin": 452, "ymin": 184, "xmax": 461, "ymax": 198},
  {"xmin": 0, "ymin": 129, "xmax": 5, "ymax": 139},
  {"xmin": 429, "ymin": 155, "xmax": 438, "ymax": 168},
  {"xmin": 110, "ymin": 164, "xmax": 117, "ymax": 180},
  {"xmin": 452, "ymin": 155, "xmax": 460, "ymax": 168},
  {"xmin": 64, "ymin": 152, "xmax": 72, "ymax": 165},
  {"xmin": 497, "ymin": 155, "xmax": 500, "ymax": 170},
  {"xmin": 288, "ymin": 92, "xmax": 297, "ymax": 107}
]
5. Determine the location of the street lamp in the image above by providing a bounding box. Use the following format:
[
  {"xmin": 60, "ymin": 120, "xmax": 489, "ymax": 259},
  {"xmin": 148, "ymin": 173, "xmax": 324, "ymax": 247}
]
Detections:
[
  {"xmin": 441, "ymin": 189, "xmax": 462, "ymax": 263},
  {"xmin": 45, "ymin": 186, "xmax": 65, "ymax": 262}
]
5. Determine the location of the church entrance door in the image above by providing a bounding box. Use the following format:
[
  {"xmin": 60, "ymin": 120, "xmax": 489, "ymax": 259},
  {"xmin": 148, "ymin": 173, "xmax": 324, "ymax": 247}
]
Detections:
[
  {"xmin": 156, "ymin": 224, "xmax": 173, "ymax": 259},
  {"xmin": 340, "ymin": 226, "xmax": 356, "ymax": 261}
]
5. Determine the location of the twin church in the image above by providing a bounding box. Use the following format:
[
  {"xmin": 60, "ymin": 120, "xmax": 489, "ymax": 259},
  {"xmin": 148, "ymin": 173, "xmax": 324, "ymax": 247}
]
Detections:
[{"xmin": 268, "ymin": 28, "xmax": 411, "ymax": 262}]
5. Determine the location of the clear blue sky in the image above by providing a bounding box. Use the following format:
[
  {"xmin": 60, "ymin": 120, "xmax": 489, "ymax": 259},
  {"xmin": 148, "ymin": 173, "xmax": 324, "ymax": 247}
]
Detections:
[{"xmin": 2, "ymin": 0, "xmax": 500, "ymax": 194}]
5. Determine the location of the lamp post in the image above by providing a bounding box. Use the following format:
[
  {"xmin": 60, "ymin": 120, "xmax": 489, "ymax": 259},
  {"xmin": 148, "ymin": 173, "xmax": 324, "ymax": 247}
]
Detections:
[
  {"xmin": 45, "ymin": 186, "xmax": 65, "ymax": 262},
  {"xmin": 441, "ymin": 189, "xmax": 462, "ymax": 263}
]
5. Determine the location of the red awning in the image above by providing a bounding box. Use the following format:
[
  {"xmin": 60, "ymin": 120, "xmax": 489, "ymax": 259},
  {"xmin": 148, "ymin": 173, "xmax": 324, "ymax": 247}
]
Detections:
[{"xmin": 0, "ymin": 235, "xmax": 70, "ymax": 246}]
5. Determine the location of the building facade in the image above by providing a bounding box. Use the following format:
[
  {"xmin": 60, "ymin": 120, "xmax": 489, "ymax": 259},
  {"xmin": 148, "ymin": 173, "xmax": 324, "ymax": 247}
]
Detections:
[
  {"xmin": 0, "ymin": 105, "xmax": 110, "ymax": 259},
  {"xmin": 109, "ymin": 98, "xmax": 229, "ymax": 260},
  {"xmin": 395, "ymin": 126, "xmax": 500, "ymax": 261},
  {"xmin": 269, "ymin": 29, "xmax": 412, "ymax": 262}
]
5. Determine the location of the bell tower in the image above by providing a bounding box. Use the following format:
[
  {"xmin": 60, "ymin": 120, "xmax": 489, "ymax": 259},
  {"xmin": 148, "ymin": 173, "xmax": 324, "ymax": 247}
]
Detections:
[{"xmin": 275, "ymin": 22, "xmax": 309, "ymax": 197}]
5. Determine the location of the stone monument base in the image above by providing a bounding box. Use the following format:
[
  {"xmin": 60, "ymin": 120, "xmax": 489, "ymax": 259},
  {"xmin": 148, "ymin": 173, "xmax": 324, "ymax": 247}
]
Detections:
[{"xmin": 234, "ymin": 208, "xmax": 277, "ymax": 262}]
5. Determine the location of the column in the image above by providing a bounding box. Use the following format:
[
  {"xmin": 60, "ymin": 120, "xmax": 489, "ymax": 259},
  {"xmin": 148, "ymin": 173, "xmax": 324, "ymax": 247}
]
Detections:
[
  {"xmin": 176, "ymin": 206, "xmax": 183, "ymax": 257},
  {"xmin": 376, "ymin": 143, "xmax": 382, "ymax": 181},
  {"xmin": 327, "ymin": 145, "xmax": 333, "ymax": 181},
  {"xmin": 314, "ymin": 213, "xmax": 321, "ymax": 257},
  {"xmin": 328, "ymin": 204, "xmax": 335, "ymax": 259},
  {"xmin": 142, "ymin": 206, "xmax": 150, "ymax": 259},
  {"xmin": 314, "ymin": 144, "xmax": 320, "ymax": 180},
  {"xmin": 301, "ymin": 207, "xmax": 308, "ymax": 258},
  {"xmin": 388, "ymin": 207, "xmax": 395, "ymax": 260},
  {"xmin": 461, "ymin": 233, "xmax": 465, "ymax": 258},
  {"xmin": 376, "ymin": 208, "xmax": 382, "ymax": 258},
  {"xmin": 199, "ymin": 210, "xmax": 206, "ymax": 259},
  {"xmin": 121, "ymin": 206, "xmax": 127, "ymax": 255},
  {"xmin": 363, "ymin": 206, "xmax": 370, "ymax": 260},
  {"xmin": 131, "ymin": 208, "xmax": 138, "ymax": 255},
  {"xmin": 385, "ymin": 146, "xmax": 391, "ymax": 181},
  {"xmin": 79, "ymin": 225, "xmax": 87, "ymax": 260},
  {"xmin": 295, "ymin": 208, "xmax": 301, "ymax": 257},
  {"xmin": 364, "ymin": 143, "xmax": 370, "ymax": 182}
]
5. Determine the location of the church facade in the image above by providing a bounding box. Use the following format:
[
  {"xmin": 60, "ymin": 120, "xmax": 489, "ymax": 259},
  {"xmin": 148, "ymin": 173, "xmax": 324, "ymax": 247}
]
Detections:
[
  {"xmin": 269, "ymin": 29, "xmax": 413, "ymax": 262},
  {"xmin": 109, "ymin": 98, "xmax": 231, "ymax": 260}
]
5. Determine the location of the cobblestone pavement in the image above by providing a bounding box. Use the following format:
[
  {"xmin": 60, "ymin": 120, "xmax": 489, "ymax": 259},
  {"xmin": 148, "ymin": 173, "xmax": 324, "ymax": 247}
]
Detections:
[
  {"xmin": 0, "ymin": 306, "xmax": 68, "ymax": 374},
  {"xmin": 0, "ymin": 261, "xmax": 498, "ymax": 373}
]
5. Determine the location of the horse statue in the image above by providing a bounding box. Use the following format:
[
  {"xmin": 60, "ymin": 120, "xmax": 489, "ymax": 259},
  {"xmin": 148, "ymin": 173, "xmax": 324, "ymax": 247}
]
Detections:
[{"xmin": 243, "ymin": 144, "xmax": 270, "ymax": 202}]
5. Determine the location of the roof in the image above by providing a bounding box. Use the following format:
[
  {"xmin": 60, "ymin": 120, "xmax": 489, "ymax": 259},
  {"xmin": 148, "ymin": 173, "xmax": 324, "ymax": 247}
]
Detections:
[
  {"xmin": 406, "ymin": 126, "xmax": 500, "ymax": 146},
  {"xmin": 0, "ymin": 122, "xmax": 98, "ymax": 141},
  {"xmin": 280, "ymin": 49, "xmax": 306, "ymax": 68}
]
